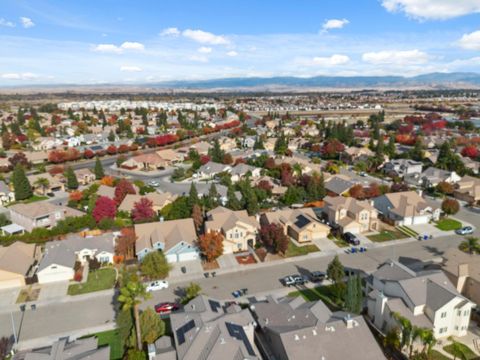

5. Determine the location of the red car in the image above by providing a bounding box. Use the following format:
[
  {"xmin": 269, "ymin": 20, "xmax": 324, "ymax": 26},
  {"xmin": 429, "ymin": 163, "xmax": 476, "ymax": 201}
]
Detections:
[{"xmin": 154, "ymin": 302, "xmax": 179, "ymax": 314}]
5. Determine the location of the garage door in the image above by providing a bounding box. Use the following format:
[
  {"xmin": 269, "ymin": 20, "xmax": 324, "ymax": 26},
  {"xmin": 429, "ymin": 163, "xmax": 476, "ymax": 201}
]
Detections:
[
  {"xmin": 38, "ymin": 271, "xmax": 72, "ymax": 284},
  {"xmin": 178, "ymin": 252, "xmax": 199, "ymax": 262},
  {"xmin": 0, "ymin": 278, "xmax": 24, "ymax": 290},
  {"xmin": 166, "ymin": 254, "xmax": 178, "ymax": 263}
]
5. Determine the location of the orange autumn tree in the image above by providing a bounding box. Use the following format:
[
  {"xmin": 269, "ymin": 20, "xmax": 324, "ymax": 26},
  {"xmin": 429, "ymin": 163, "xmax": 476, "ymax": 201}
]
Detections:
[
  {"xmin": 100, "ymin": 176, "xmax": 115, "ymax": 186},
  {"xmin": 198, "ymin": 231, "xmax": 224, "ymax": 262}
]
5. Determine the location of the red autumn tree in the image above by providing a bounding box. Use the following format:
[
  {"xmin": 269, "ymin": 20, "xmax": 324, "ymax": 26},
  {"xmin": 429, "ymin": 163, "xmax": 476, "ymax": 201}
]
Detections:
[
  {"xmin": 83, "ymin": 149, "xmax": 95, "ymax": 159},
  {"xmin": 365, "ymin": 183, "xmax": 381, "ymax": 198},
  {"xmin": 65, "ymin": 148, "xmax": 81, "ymax": 161},
  {"xmin": 92, "ymin": 196, "xmax": 117, "ymax": 223},
  {"xmin": 198, "ymin": 231, "xmax": 224, "ymax": 262},
  {"xmin": 260, "ymin": 223, "xmax": 289, "ymax": 255},
  {"xmin": 114, "ymin": 179, "xmax": 136, "ymax": 205},
  {"xmin": 223, "ymin": 153, "xmax": 233, "ymax": 165},
  {"xmin": 461, "ymin": 145, "xmax": 478, "ymax": 159},
  {"xmin": 69, "ymin": 190, "xmax": 83, "ymax": 202},
  {"xmin": 118, "ymin": 144, "xmax": 129, "ymax": 153},
  {"xmin": 349, "ymin": 184, "xmax": 366, "ymax": 200},
  {"xmin": 321, "ymin": 139, "xmax": 345, "ymax": 158},
  {"xmin": 437, "ymin": 181, "xmax": 454, "ymax": 195},
  {"xmin": 106, "ymin": 145, "xmax": 117, "ymax": 155},
  {"xmin": 9, "ymin": 152, "xmax": 31, "ymax": 169},
  {"xmin": 48, "ymin": 165, "xmax": 64, "ymax": 176},
  {"xmin": 442, "ymin": 198, "xmax": 460, "ymax": 216},
  {"xmin": 256, "ymin": 180, "xmax": 273, "ymax": 192},
  {"xmin": 48, "ymin": 150, "xmax": 66, "ymax": 164},
  {"xmin": 132, "ymin": 197, "xmax": 155, "ymax": 222},
  {"xmin": 200, "ymin": 155, "xmax": 211, "ymax": 165},
  {"xmin": 115, "ymin": 227, "xmax": 136, "ymax": 259}
]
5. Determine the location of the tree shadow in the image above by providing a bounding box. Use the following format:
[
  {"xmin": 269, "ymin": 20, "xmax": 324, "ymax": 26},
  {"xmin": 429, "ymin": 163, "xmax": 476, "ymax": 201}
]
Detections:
[
  {"xmin": 295, "ymin": 264, "xmax": 312, "ymax": 278},
  {"xmin": 421, "ymin": 245, "xmax": 445, "ymax": 257}
]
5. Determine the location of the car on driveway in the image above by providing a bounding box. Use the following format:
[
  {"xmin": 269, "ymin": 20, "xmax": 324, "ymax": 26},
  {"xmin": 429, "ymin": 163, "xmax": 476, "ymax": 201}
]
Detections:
[
  {"xmin": 282, "ymin": 275, "xmax": 308, "ymax": 286},
  {"xmin": 146, "ymin": 280, "xmax": 169, "ymax": 292},
  {"xmin": 455, "ymin": 226, "xmax": 474, "ymax": 235},
  {"xmin": 344, "ymin": 232, "xmax": 360, "ymax": 246},
  {"xmin": 309, "ymin": 271, "xmax": 326, "ymax": 282},
  {"xmin": 154, "ymin": 302, "xmax": 179, "ymax": 314}
]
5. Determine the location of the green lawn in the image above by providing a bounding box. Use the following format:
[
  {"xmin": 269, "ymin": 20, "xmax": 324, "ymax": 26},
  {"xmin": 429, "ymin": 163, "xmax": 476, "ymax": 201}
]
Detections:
[
  {"xmin": 436, "ymin": 218, "xmax": 463, "ymax": 231},
  {"xmin": 328, "ymin": 235, "xmax": 349, "ymax": 247},
  {"xmin": 367, "ymin": 230, "xmax": 408, "ymax": 242},
  {"xmin": 285, "ymin": 241, "xmax": 320, "ymax": 257},
  {"xmin": 68, "ymin": 268, "xmax": 116, "ymax": 296},
  {"xmin": 82, "ymin": 329, "xmax": 123, "ymax": 360},
  {"xmin": 7, "ymin": 195, "xmax": 48, "ymax": 207},
  {"xmin": 444, "ymin": 342, "xmax": 478, "ymax": 360},
  {"xmin": 429, "ymin": 350, "xmax": 452, "ymax": 360},
  {"xmin": 288, "ymin": 285, "xmax": 343, "ymax": 311}
]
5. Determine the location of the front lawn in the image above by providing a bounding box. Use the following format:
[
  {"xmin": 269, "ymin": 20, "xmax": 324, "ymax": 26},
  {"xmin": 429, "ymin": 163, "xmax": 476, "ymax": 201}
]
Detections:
[
  {"xmin": 327, "ymin": 234, "xmax": 349, "ymax": 247},
  {"xmin": 367, "ymin": 230, "xmax": 408, "ymax": 242},
  {"xmin": 285, "ymin": 241, "xmax": 319, "ymax": 257},
  {"xmin": 82, "ymin": 329, "xmax": 123, "ymax": 360},
  {"xmin": 68, "ymin": 268, "xmax": 116, "ymax": 296},
  {"xmin": 444, "ymin": 342, "xmax": 478, "ymax": 360},
  {"xmin": 429, "ymin": 350, "xmax": 452, "ymax": 360},
  {"xmin": 288, "ymin": 285, "xmax": 343, "ymax": 311},
  {"xmin": 436, "ymin": 218, "xmax": 463, "ymax": 231}
]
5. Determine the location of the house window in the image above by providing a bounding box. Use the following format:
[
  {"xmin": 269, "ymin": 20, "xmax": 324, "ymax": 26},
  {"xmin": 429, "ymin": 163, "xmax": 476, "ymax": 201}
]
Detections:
[
  {"xmin": 464, "ymin": 310, "xmax": 470, "ymax": 316},
  {"xmin": 441, "ymin": 312, "xmax": 447, "ymax": 318},
  {"xmin": 457, "ymin": 310, "xmax": 462, "ymax": 316}
]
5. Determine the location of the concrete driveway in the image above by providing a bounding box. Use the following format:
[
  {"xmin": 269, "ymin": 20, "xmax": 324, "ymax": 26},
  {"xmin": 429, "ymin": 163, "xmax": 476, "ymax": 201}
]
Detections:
[
  {"xmin": 38, "ymin": 281, "xmax": 69, "ymax": 301},
  {"xmin": 169, "ymin": 259, "xmax": 204, "ymax": 278},
  {"xmin": 312, "ymin": 237, "xmax": 339, "ymax": 251}
]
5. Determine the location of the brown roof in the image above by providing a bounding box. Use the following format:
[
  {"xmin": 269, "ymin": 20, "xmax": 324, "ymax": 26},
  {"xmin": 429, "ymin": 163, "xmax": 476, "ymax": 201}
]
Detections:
[
  {"xmin": 384, "ymin": 191, "xmax": 433, "ymax": 218},
  {"xmin": 205, "ymin": 206, "xmax": 259, "ymax": 232},
  {"xmin": 118, "ymin": 192, "xmax": 177, "ymax": 212},
  {"xmin": 9, "ymin": 202, "xmax": 83, "ymax": 219},
  {"xmin": 324, "ymin": 196, "xmax": 375, "ymax": 213},
  {"xmin": 0, "ymin": 241, "xmax": 37, "ymax": 276},
  {"xmin": 132, "ymin": 152, "xmax": 166, "ymax": 166}
]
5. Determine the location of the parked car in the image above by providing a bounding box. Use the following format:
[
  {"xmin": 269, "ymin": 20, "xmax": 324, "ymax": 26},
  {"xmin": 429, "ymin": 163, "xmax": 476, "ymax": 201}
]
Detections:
[
  {"xmin": 343, "ymin": 232, "xmax": 360, "ymax": 246},
  {"xmin": 149, "ymin": 180, "xmax": 160, "ymax": 187},
  {"xmin": 154, "ymin": 302, "xmax": 179, "ymax": 314},
  {"xmin": 455, "ymin": 226, "xmax": 474, "ymax": 235},
  {"xmin": 232, "ymin": 288, "xmax": 248, "ymax": 298},
  {"xmin": 146, "ymin": 280, "xmax": 169, "ymax": 292},
  {"xmin": 309, "ymin": 271, "xmax": 326, "ymax": 282},
  {"xmin": 359, "ymin": 172, "xmax": 367, "ymax": 177},
  {"xmin": 282, "ymin": 275, "xmax": 308, "ymax": 287}
]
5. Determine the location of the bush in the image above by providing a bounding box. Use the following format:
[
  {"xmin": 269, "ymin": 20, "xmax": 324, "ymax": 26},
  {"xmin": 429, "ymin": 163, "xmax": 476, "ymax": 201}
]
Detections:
[{"xmin": 74, "ymin": 272, "xmax": 83, "ymax": 282}]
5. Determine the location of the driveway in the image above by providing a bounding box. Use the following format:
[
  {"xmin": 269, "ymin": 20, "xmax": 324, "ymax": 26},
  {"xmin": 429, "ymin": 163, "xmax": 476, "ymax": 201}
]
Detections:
[
  {"xmin": 169, "ymin": 259, "xmax": 204, "ymax": 279},
  {"xmin": 312, "ymin": 237, "xmax": 339, "ymax": 252},
  {"xmin": 217, "ymin": 254, "xmax": 240, "ymax": 270},
  {"xmin": 410, "ymin": 223, "xmax": 450, "ymax": 238},
  {"xmin": 38, "ymin": 281, "xmax": 69, "ymax": 301}
]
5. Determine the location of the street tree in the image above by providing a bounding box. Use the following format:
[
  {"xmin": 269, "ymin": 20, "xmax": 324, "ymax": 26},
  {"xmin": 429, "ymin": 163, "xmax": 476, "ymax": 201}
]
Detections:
[
  {"xmin": 141, "ymin": 251, "xmax": 171, "ymax": 279},
  {"xmin": 65, "ymin": 167, "xmax": 79, "ymax": 190},
  {"xmin": 12, "ymin": 164, "xmax": 32, "ymax": 200},
  {"xmin": 441, "ymin": 198, "xmax": 460, "ymax": 216},
  {"xmin": 94, "ymin": 157, "xmax": 105, "ymax": 180},
  {"xmin": 198, "ymin": 231, "xmax": 224, "ymax": 262},
  {"xmin": 140, "ymin": 307, "xmax": 165, "ymax": 344}
]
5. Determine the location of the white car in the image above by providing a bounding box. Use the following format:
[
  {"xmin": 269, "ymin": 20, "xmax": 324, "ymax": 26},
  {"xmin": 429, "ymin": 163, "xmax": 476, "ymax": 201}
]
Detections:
[
  {"xmin": 145, "ymin": 280, "xmax": 169, "ymax": 292},
  {"xmin": 149, "ymin": 180, "xmax": 160, "ymax": 187}
]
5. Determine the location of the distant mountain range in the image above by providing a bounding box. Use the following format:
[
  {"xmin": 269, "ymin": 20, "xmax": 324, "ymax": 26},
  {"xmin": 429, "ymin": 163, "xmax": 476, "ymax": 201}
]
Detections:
[{"xmin": 151, "ymin": 72, "xmax": 480, "ymax": 90}]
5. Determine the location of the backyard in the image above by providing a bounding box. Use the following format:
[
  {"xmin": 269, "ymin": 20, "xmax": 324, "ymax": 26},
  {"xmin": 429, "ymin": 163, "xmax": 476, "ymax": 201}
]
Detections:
[
  {"xmin": 436, "ymin": 218, "xmax": 463, "ymax": 231},
  {"xmin": 367, "ymin": 229, "xmax": 408, "ymax": 242},
  {"xmin": 443, "ymin": 342, "xmax": 478, "ymax": 360},
  {"xmin": 68, "ymin": 268, "xmax": 117, "ymax": 296},
  {"xmin": 82, "ymin": 329, "xmax": 123, "ymax": 360},
  {"xmin": 288, "ymin": 285, "xmax": 343, "ymax": 311},
  {"xmin": 285, "ymin": 241, "xmax": 320, "ymax": 257}
]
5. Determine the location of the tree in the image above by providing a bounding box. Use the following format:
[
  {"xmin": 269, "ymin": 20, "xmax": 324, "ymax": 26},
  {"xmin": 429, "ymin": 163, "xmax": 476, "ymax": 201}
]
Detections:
[
  {"xmin": 108, "ymin": 129, "xmax": 116, "ymax": 142},
  {"xmin": 188, "ymin": 183, "xmax": 199, "ymax": 210},
  {"xmin": 118, "ymin": 281, "xmax": 151, "ymax": 351},
  {"xmin": 141, "ymin": 251, "xmax": 171, "ymax": 279},
  {"xmin": 437, "ymin": 181, "xmax": 454, "ymax": 195},
  {"xmin": 132, "ymin": 197, "xmax": 155, "ymax": 222},
  {"xmin": 12, "ymin": 164, "xmax": 32, "ymax": 200},
  {"xmin": 181, "ymin": 282, "xmax": 202, "ymax": 304},
  {"xmin": 410, "ymin": 138, "xmax": 424, "ymax": 161},
  {"xmin": 94, "ymin": 157, "xmax": 104, "ymax": 180},
  {"xmin": 116, "ymin": 228, "xmax": 136, "ymax": 259},
  {"xmin": 345, "ymin": 274, "xmax": 363, "ymax": 314},
  {"xmin": 349, "ymin": 184, "xmax": 365, "ymax": 200},
  {"xmin": 65, "ymin": 167, "xmax": 79, "ymax": 190},
  {"xmin": 198, "ymin": 231, "xmax": 224, "ymax": 262},
  {"xmin": 441, "ymin": 198, "xmax": 460, "ymax": 216},
  {"xmin": 9, "ymin": 152, "xmax": 30, "ymax": 169},
  {"xmin": 459, "ymin": 237, "xmax": 479, "ymax": 254},
  {"xmin": 274, "ymin": 132, "xmax": 288, "ymax": 155},
  {"xmin": 204, "ymin": 183, "xmax": 219, "ymax": 209},
  {"xmin": 327, "ymin": 255, "xmax": 345, "ymax": 299},
  {"xmin": 192, "ymin": 204, "xmax": 203, "ymax": 232},
  {"xmin": 209, "ymin": 139, "xmax": 224, "ymax": 163},
  {"xmin": 253, "ymin": 136, "xmax": 264, "ymax": 150},
  {"xmin": 419, "ymin": 328, "xmax": 436, "ymax": 357},
  {"xmin": 383, "ymin": 328, "xmax": 401, "ymax": 353},
  {"xmin": 461, "ymin": 145, "xmax": 478, "ymax": 159},
  {"xmin": 34, "ymin": 177, "xmax": 50, "ymax": 195},
  {"xmin": 115, "ymin": 179, "xmax": 136, "ymax": 205},
  {"xmin": 140, "ymin": 307, "xmax": 165, "ymax": 344},
  {"xmin": 386, "ymin": 134, "xmax": 396, "ymax": 157},
  {"xmin": 260, "ymin": 223, "xmax": 289, "ymax": 254},
  {"xmin": 447, "ymin": 336, "xmax": 468, "ymax": 360},
  {"xmin": 92, "ymin": 196, "xmax": 117, "ymax": 223},
  {"xmin": 375, "ymin": 136, "xmax": 384, "ymax": 157},
  {"xmin": 226, "ymin": 186, "xmax": 241, "ymax": 210}
]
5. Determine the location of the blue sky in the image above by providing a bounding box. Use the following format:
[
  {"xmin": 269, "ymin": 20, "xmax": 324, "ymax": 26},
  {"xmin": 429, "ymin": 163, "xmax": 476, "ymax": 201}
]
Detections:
[{"xmin": 1, "ymin": 0, "xmax": 480, "ymax": 85}]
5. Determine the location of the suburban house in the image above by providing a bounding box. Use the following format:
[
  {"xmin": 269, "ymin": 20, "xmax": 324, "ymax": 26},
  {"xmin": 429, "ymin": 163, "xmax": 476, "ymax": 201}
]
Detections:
[
  {"xmin": 97, "ymin": 184, "xmax": 116, "ymax": 199},
  {"xmin": 182, "ymin": 141, "xmax": 211, "ymax": 155},
  {"xmin": 0, "ymin": 180, "xmax": 15, "ymax": 206},
  {"xmin": 405, "ymin": 167, "xmax": 461, "ymax": 188},
  {"xmin": 260, "ymin": 208, "xmax": 330, "ymax": 243},
  {"xmin": 323, "ymin": 196, "xmax": 379, "ymax": 234},
  {"xmin": 230, "ymin": 163, "xmax": 261, "ymax": 183},
  {"xmin": 205, "ymin": 206, "xmax": 259, "ymax": 253},
  {"xmin": 196, "ymin": 162, "xmax": 232, "ymax": 180},
  {"xmin": 0, "ymin": 242, "xmax": 39, "ymax": 289},
  {"xmin": 122, "ymin": 152, "xmax": 167, "ymax": 171},
  {"xmin": 118, "ymin": 192, "xmax": 177, "ymax": 214},
  {"xmin": 383, "ymin": 159, "xmax": 423, "ymax": 177},
  {"xmin": 453, "ymin": 175, "xmax": 480, "ymax": 204},
  {"xmin": 169, "ymin": 295, "xmax": 260, "ymax": 360},
  {"xmin": 74, "ymin": 168, "xmax": 96, "ymax": 186},
  {"xmin": 373, "ymin": 191, "xmax": 441, "ymax": 225},
  {"xmin": 28, "ymin": 173, "xmax": 65, "ymax": 195},
  {"xmin": 134, "ymin": 218, "xmax": 199, "ymax": 263},
  {"xmin": 14, "ymin": 337, "xmax": 110, "ymax": 360},
  {"xmin": 366, "ymin": 260, "xmax": 475, "ymax": 339},
  {"xmin": 343, "ymin": 146, "xmax": 375, "ymax": 162},
  {"xmin": 442, "ymin": 248, "xmax": 480, "ymax": 306},
  {"xmin": 36, "ymin": 233, "xmax": 116, "ymax": 284},
  {"xmin": 9, "ymin": 203, "xmax": 84, "ymax": 232},
  {"xmin": 252, "ymin": 295, "xmax": 386, "ymax": 360},
  {"xmin": 460, "ymin": 155, "xmax": 480, "ymax": 174},
  {"xmin": 156, "ymin": 149, "xmax": 184, "ymax": 165},
  {"xmin": 324, "ymin": 175, "xmax": 356, "ymax": 196}
]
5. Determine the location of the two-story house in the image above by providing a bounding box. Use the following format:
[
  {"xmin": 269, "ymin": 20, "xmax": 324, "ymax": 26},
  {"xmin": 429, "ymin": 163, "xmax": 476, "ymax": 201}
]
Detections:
[
  {"xmin": 383, "ymin": 159, "xmax": 423, "ymax": 178},
  {"xmin": 323, "ymin": 196, "xmax": 379, "ymax": 234},
  {"xmin": 454, "ymin": 175, "xmax": 480, "ymax": 205},
  {"xmin": 205, "ymin": 206, "xmax": 259, "ymax": 253},
  {"xmin": 366, "ymin": 260, "xmax": 475, "ymax": 339}
]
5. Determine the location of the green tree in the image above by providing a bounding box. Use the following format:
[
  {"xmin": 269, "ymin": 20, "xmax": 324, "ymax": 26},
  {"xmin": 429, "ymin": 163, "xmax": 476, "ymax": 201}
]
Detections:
[
  {"xmin": 118, "ymin": 281, "xmax": 151, "ymax": 351},
  {"xmin": 345, "ymin": 274, "xmax": 363, "ymax": 314},
  {"xmin": 12, "ymin": 164, "xmax": 32, "ymax": 200},
  {"xmin": 209, "ymin": 139, "xmax": 224, "ymax": 163},
  {"xmin": 410, "ymin": 138, "xmax": 424, "ymax": 161},
  {"xmin": 108, "ymin": 130, "xmax": 116, "ymax": 142},
  {"xmin": 226, "ymin": 186, "xmax": 241, "ymax": 210},
  {"xmin": 34, "ymin": 177, "xmax": 50, "ymax": 195},
  {"xmin": 65, "ymin": 167, "xmax": 79, "ymax": 190},
  {"xmin": 205, "ymin": 183, "xmax": 218, "ymax": 209},
  {"xmin": 327, "ymin": 255, "xmax": 345, "ymax": 299},
  {"xmin": 188, "ymin": 183, "xmax": 199, "ymax": 210},
  {"xmin": 140, "ymin": 307, "xmax": 165, "ymax": 344},
  {"xmin": 274, "ymin": 133, "xmax": 288, "ymax": 155},
  {"xmin": 386, "ymin": 135, "xmax": 396, "ymax": 157},
  {"xmin": 447, "ymin": 336, "xmax": 468, "ymax": 360},
  {"xmin": 253, "ymin": 136, "xmax": 264, "ymax": 150},
  {"xmin": 375, "ymin": 136, "xmax": 384, "ymax": 157},
  {"xmin": 94, "ymin": 157, "xmax": 104, "ymax": 180},
  {"xmin": 117, "ymin": 305, "xmax": 134, "ymax": 352},
  {"xmin": 140, "ymin": 251, "xmax": 171, "ymax": 279},
  {"xmin": 181, "ymin": 282, "xmax": 202, "ymax": 304},
  {"xmin": 459, "ymin": 237, "xmax": 479, "ymax": 254},
  {"xmin": 392, "ymin": 312, "xmax": 413, "ymax": 354}
]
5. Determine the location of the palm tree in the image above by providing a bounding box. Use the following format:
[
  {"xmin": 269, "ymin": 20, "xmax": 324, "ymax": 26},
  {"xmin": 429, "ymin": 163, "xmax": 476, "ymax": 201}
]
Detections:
[
  {"xmin": 118, "ymin": 281, "xmax": 151, "ymax": 350},
  {"xmin": 392, "ymin": 312, "xmax": 413, "ymax": 354},
  {"xmin": 419, "ymin": 328, "xmax": 436, "ymax": 357},
  {"xmin": 383, "ymin": 328, "xmax": 401, "ymax": 351},
  {"xmin": 292, "ymin": 163, "xmax": 303, "ymax": 177},
  {"xmin": 459, "ymin": 237, "xmax": 480, "ymax": 255},
  {"xmin": 34, "ymin": 177, "xmax": 50, "ymax": 195},
  {"xmin": 447, "ymin": 336, "xmax": 468, "ymax": 360},
  {"xmin": 409, "ymin": 326, "xmax": 424, "ymax": 358}
]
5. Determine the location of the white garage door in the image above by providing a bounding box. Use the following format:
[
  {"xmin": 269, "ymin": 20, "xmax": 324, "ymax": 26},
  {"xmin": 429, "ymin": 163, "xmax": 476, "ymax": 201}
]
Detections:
[
  {"xmin": 0, "ymin": 278, "xmax": 24, "ymax": 290},
  {"xmin": 166, "ymin": 254, "xmax": 178, "ymax": 263},
  {"xmin": 413, "ymin": 216, "xmax": 429, "ymax": 225},
  {"xmin": 37, "ymin": 271, "xmax": 72, "ymax": 284},
  {"xmin": 178, "ymin": 252, "xmax": 199, "ymax": 262}
]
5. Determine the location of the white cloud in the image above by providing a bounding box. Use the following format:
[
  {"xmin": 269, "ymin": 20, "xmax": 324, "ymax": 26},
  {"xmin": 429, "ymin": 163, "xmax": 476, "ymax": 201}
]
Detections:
[
  {"xmin": 226, "ymin": 51, "xmax": 238, "ymax": 57},
  {"xmin": 189, "ymin": 54, "xmax": 209, "ymax": 63},
  {"xmin": 381, "ymin": 0, "xmax": 480, "ymax": 20},
  {"xmin": 160, "ymin": 27, "xmax": 180, "ymax": 36},
  {"xmin": 310, "ymin": 54, "xmax": 351, "ymax": 66},
  {"xmin": 322, "ymin": 18, "xmax": 349, "ymax": 31},
  {"xmin": 198, "ymin": 46, "xmax": 212, "ymax": 53},
  {"xmin": 182, "ymin": 29, "xmax": 229, "ymax": 45},
  {"xmin": 0, "ymin": 18, "xmax": 15, "ymax": 27},
  {"xmin": 92, "ymin": 41, "xmax": 145, "ymax": 54},
  {"xmin": 1, "ymin": 72, "xmax": 38, "ymax": 80},
  {"xmin": 362, "ymin": 49, "xmax": 429, "ymax": 65},
  {"xmin": 120, "ymin": 66, "xmax": 143, "ymax": 72},
  {"xmin": 20, "ymin": 17, "xmax": 35, "ymax": 28},
  {"xmin": 458, "ymin": 30, "xmax": 480, "ymax": 50}
]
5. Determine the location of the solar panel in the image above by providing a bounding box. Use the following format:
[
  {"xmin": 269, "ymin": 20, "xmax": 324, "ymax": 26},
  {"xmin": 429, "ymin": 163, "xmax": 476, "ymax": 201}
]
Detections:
[
  {"xmin": 226, "ymin": 322, "xmax": 256, "ymax": 356},
  {"xmin": 294, "ymin": 214, "xmax": 311, "ymax": 229},
  {"xmin": 209, "ymin": 299, "xmax": 222, "ymax": 313},
  {"xmin": 176, "ymin": 319, "xmax": 195, "ymax": 345}
]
